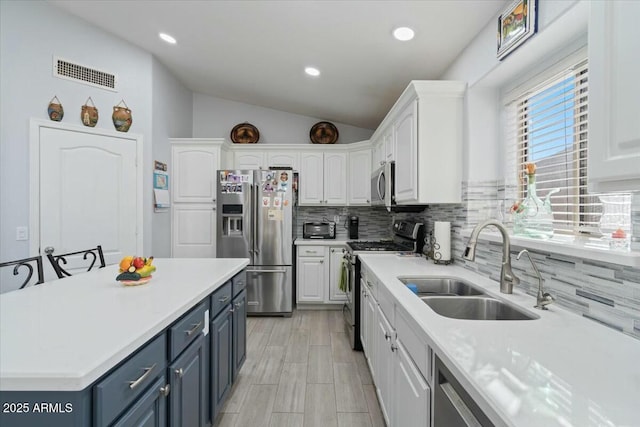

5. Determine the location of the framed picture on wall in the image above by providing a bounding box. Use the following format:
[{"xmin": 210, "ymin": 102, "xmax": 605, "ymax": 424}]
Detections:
[{"xmin": 497, "ymin": 0, "xmax": 538, "ymax": 60}]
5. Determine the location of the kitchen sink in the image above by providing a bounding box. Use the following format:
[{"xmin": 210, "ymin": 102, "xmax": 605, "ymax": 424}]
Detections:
[
  {"xmin": 399, "ymin": 277, "xmax": 485, "ymax": 296},
  {"xmin": 420, "ymin": 296, "xmax": 539, "ymax": 321}
]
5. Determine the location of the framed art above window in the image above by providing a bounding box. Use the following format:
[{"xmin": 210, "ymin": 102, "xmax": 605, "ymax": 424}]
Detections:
[{"xmin": 497, "ymin": 0, "xmax": 538, "ymax": 60}]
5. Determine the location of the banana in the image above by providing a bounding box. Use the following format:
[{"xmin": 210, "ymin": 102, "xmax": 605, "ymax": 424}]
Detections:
[
  {"xmin": 136, "ymin": 264, "xmax": 156, "ymax": 278},
  {"xmin": 145, "ymin": 256, "xmax": 154, "ymax": 266}
]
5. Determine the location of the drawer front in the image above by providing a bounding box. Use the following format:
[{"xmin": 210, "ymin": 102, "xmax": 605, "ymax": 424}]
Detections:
[
  {"xmin": 94, "ymin": 334, "xmax": 167, "ymax": 427},
  {"xmin": 396, "ymin": 307, "xmax": 429, "ymax": 381},
  {"xmin": 211, "ymin": 281, "xmax": 232, "ymax": 317},
  {"xmin": 377, "ymin": 282, "xmax": 394, "ymax": 325},
  {"xmin": 232, "ymin": 270, "xmax": 247, "ymax": 297},
  {"xmin": 169, "ymin": 299, "xmax": 210, "ymax": 360},
  {"xmin": 298, "ymin": 246, "xmax": 325, "ymax": 257}
]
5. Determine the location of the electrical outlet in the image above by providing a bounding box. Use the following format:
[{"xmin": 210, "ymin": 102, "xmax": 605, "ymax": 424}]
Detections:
[
  {"xmin": 16, "ymin": 226, "xmax": 28, "ymax": 241},
  {"xmin": 333, "ymin": 215, "xmax": 340, "ymax": 224}
]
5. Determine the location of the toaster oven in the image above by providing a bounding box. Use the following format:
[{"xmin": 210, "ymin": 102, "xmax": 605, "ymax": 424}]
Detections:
[{"xmin": 303, "ymin": 222, "xmax": 336, "ymax": 239}]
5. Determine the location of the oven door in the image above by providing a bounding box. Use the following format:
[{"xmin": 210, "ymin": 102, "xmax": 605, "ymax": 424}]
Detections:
[{"xmin": 343, "ymin": 252, "xmax": 362, "ymax": 350}]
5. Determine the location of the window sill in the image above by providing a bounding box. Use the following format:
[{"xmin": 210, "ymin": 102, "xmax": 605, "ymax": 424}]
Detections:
[{"xmin": 460, "ymin": 229, "xmax": 640, "ymax": 268}]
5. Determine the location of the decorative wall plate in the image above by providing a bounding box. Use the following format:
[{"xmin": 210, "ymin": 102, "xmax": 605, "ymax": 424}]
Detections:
[
  {"xmin": 310, "ymin": 121, "xmax": 338, "ymax": 144},
  {"xmin": 231, "ymin": 122, "xmax": 260, "ymax": 143}
]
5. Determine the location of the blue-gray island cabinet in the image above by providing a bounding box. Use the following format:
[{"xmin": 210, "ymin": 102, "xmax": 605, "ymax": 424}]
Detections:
[{"xmin": 0, "ymin": 259, "xmax": 249, "ymax": 427}]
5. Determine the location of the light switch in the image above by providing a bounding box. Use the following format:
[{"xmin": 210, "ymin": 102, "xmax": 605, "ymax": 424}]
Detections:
[{"xmin": 16, "ymin": 226, "xmax": 28, "ymax": 241}]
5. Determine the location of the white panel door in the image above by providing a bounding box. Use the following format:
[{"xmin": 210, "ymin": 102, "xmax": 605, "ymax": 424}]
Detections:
[
  {"xmin": 296, "ymin": 256, "xmax": 325, "ymax": 302},
  {"xmin": 323, "ymin": 152, "xmax": 348, "ymax": 205},
  {"xmin": 327, "ymin": 246, "xmax": 347, "ymax": 302},
  {"xmin": 234, "ymin": 152, "xmax": 266, "ymax": 170},
  {"xmin": 394, "ymin": 339, "xmax": 430, "ymax": 427},
  {"xmin": 588, "ymin": 0, "xmax": 640, "ymax": 192},
  {"xmin": 39, "ymin": 127, "xmax": 139, "ymax": 275},
  {"xmin": 394, "ymin": 100, "xmax": 418, "ymax": 203},
  {"xmin": 348, "ymin": 149, "xmax": 372, "ymax": 205},
  {"xmin": 299, "ymin": 152, "xmax": 324, "ymax": 205},
  {"xmin": 172, "ymin": 145, "xmax": 219, "ymax": 203},
  {"xmin": 171, "ymin": 204, "xmax": 216, "ymax": 258}
]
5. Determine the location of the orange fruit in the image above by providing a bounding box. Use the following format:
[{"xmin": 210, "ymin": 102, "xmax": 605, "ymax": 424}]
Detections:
[{"xmin": 119, "ymin": 256, "xmax": 134, "ymax": 272}]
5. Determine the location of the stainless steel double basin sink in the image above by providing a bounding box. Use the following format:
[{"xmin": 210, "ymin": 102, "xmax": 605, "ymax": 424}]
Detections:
[{"xmin": 398, "ymin": 277, "xmax": 538, "ymax": 321}]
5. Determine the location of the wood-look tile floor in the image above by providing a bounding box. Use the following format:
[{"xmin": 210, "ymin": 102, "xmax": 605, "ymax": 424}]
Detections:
[{"xmin": 216, "ymin": 309, "xmax": 385, "ymax": 427}]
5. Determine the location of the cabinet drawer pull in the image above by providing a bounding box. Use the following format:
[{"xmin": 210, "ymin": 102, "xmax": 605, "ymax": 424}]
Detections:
[
  {"xmin": 174, "ymin": 368, "xmax": 184, "ymax": 378},
  {"xmin": 128, "ymin": 363, "xmax": 157, "ymax": 389},
  {"xmin": 218, "ymin": 295, "xmax": 230, "ymax": 303},
  {"xmin": 390, "ymin": 343, "xmax": 397, "ymax": 352},
  {"xmin": 230, "ymin": 307, "xmax": 235, "ymax": 313},
  {"xmin": 305, "ymin": 250, "xmax": 317, "ymax": 254},
  {"xmin": 384, "ymin": 332, "xmax": 391, "ymax": 341},
  {"xmin": 185, "ymin": 321, "xmax": 203, "ymax": 337},
  {"xmin": 235, "ymin": 302, "xmax": 242, "ymax": 308},
  {"xmin": 160, "ymin": 384, "xmax": 170, "ymax": 397}
]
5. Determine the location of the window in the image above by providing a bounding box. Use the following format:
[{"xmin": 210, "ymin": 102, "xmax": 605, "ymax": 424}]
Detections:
[{"xmin": 505, "ymin": 59, "xmax": 631, "ymax": 235}]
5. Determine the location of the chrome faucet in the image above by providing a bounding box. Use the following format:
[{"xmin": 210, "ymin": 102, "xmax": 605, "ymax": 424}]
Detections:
[
  {"xmin": 517, "ymin": 249, "xmax": 554, "ymax": 310},
  {"xmin": 463, "ymin": 220, "xmax": 520, "ymax": 294}
]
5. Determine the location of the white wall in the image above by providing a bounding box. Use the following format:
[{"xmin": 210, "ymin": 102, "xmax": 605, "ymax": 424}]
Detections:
[
  {"xmin": 193, "ymin": 93, "xmax": 374, "ymax": 144},
  {"xmin": 151, "ymin": 58, "xmax": 193, "ymax": 257},
  {"xmin": 0, "ymin": 1, "xmax": 193, "ymax": 289},
  {"xmin": 441, "ymin": 0, "xmax": 587, "ymax": 183}
]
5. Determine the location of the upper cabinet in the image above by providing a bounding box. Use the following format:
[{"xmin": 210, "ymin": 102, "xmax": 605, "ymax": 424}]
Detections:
[
  {"xmin": 234, "ymin": 151, "xmax": 266, "ymax": 170},
  {"xmin": 381, "ymin": 81, "xmax": 466, "ymax": 205},
  {"xmin": 267, "ymin": 151, "xmax": 299, "ymax": 170},
  {"xmin": 171, "ymin": 140, "xmax": 223, "ymax": 203},
  {"xmin": 299, "ymin": 151, "xmax": 348, "ymax": 205},
  {"xmin": 588, "ymin": 1, "xmax": 640, "ymax": 193},
  {"xmin": 348, "ymin": 148, "xmax": 372, "ymax": 205}
]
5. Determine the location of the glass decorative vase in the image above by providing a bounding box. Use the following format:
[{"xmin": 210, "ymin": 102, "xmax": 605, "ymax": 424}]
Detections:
[{"xmin": 513, "ymin": 168, "xmax": 558, "ymax": 240}]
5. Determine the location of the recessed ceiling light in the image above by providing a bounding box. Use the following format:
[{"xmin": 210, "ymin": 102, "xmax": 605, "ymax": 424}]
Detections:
[
  {"xmin": 393, "ymin": 27, "xmax": 415, "ymax": 41},
  {"xmin": 305, "ymin": 67, "xmax": 320, "ymax": 77},
  {"xmin": 159, "ymin": 33, "xmax": 177, "ymax": 44}
]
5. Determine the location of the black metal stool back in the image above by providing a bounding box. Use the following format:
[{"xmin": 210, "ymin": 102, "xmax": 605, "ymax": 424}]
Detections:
[
  {"xmin": 0, "ymin": 256, "xmax": 45, "ymax": 289},
  {"xmin": 45, "ymin": 245, "xmax": 106, "ymax": 278}
]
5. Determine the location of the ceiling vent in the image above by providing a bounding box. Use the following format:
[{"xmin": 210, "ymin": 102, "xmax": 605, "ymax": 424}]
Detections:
[{"xmin": 52, "ymin": 56, "xmax": 118, "ymax": 92}]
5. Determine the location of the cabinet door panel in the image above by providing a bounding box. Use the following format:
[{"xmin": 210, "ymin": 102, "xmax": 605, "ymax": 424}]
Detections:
[
  {"xmin": 374, "ymin": 305, "xmax": 394, "ymax": 425},
  {"xmin": 296, "ymin": 256, "xmax": 326, "ymax": 302},
  {"xmin": 394, "ymin": 101, "xmax": 418, "ymax": 203},
  {"xmin": 299, "ymin": 153, "xmax": 324, "ymax": 205},
  {"xmin": 211, "ymin": 309, "xmax": 233, "ymax": 419},
  {"xmin": 394, "ymin": 340, "xmax": 430, "ymax": 427},
  {"xmin": 113, "ymin": 376, "xmax": 167, "ymax": 427},
  {"xmin": 169, "ymin": 334, "xmax": 207, "ymax": 427},
  {"xmin": 267, "ymin": 151, "xmax": 299, "ymax": 170},
  {"xmin": 588, "ymin": 1, "xmax": 640, "ymax": 192},
  {"xmin": 171, "ymin": 204, "xmax": 216, "ymax": 258},
  {"xmin": 234, "ymin": 152, "xmax": 266, "ymax": 170},
  {"xmin": 348, "ymin": 150, "xmax": 372, "ymax": 205},
  {"xmin": 328, "ymin": 247, "xmax": 347, "ymax": 301},
  {"xmin": 324, "ymin": 152, "xmax": 348, "ymax": 205},
  {"xmin": 232, "ymin": 290, "xmax": 247, "ymax": 379},
  {"xmin": 172, "ymin": 145, "xmax": 219, "ymax": 203}
]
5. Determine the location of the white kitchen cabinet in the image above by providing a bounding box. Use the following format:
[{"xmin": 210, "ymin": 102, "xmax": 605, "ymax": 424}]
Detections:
[
  {"xmin": 172, "ymin": 143, "xmax": 220, "ymax": 203},
  {"xmin": 296, "ymin": 256, "xmax": 326, "ymax": 302},
  {"xmin": 234, "ymin": 151, "xmax": 266, "ymax": 170},
  {"xmin": 587, "ymin": 0, "xmax": 640, "ymax": 193},
  {"xmin": 394, "ymin": 339, "xmax": 430, "ymax": 427},
  {"xmin": 299, "ymin": 151, "xmax": 347, "ymax": 205},
  {"xmin": 384, "ymin": 128, "xmax": 395, "ymax": 161},
  {"xmin": 384, "ymin": 81, "xmax": 466, "ymax": 205},
  {"xmin": 394, "ymin": 100, "xmax": 418, "ymax": 203},
  {"xmin": 374, "ymin": 303, "xmax": 394, "ymax": 426},
  {"xmin": 171, "ymin": 204, "xmax": 216, "ymax": 258},
  {"xmin": 360, "ymin": 276, "xmax": 377, "ymax": 383},
  {"xmin": 328, "ymin": 246, "xmax": 347, "ymax": 302},
  {"xmin": 348, "ymin": 148, "xmax": 372, "ymax": 205},
  {"xmin": 267, "ymin": 151, "xmax": 299, "ymax": 170}
]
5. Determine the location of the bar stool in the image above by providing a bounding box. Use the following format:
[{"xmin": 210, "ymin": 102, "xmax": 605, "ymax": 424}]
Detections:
[
  {"xmin": 45, "ymin": 245, "xmax": 106, "ymax": 278},
  {"xmin": 0, "ymin": 256, "xmax": 45, "ymax": 289}
]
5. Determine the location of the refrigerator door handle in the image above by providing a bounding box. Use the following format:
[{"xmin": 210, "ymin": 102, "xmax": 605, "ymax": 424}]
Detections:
[
  {"xmin": 254, "ymin": 183, "xmax": 260, "ymax": 255},
  {"xmin": 246, "ymin": 269, "xmax": 287, "ymax": 273}
]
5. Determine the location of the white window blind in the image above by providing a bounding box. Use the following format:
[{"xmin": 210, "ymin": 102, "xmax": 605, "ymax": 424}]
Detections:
[{"xmin": 504, "ymin": 59, "xmax": 631, "ymax": 235}]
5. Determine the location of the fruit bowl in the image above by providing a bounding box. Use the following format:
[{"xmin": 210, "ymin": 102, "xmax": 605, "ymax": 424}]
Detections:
[{"xmin": 116, "ymin": 256, "xmax": 156, "ymax": 286}]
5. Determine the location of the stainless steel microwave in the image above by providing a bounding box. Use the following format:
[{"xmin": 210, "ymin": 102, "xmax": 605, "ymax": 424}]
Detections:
[
  {"xmin": 371, "ymin": 161, "xmax": 394, "ymax": 209},
  {"xmin": 302, "ymin": 222, "xmax": 336, "ymax": 239}
]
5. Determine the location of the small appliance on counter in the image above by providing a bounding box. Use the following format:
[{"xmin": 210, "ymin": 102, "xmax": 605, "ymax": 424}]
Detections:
[
  {"xmin": 348, "ymin": 215, "xmax": 359, "ymax": 239},
  {"xmin": 302, "ymin": 222, "xmax": 336, "ymax": 239}
]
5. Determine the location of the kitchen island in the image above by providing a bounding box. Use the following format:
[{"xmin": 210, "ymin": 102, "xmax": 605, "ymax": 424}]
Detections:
[
  {"xmin": 359, "ymin": 254, "xmax": 640, "ymax": 427},
  {"xmin": 0, "ymin": 258, "xmax": 249, "ymax": 426}
]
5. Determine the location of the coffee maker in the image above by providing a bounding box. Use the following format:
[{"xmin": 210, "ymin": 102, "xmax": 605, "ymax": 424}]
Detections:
[{"xmin": 348, "ymin": 215, "xmax": 359, "ymax": 239}]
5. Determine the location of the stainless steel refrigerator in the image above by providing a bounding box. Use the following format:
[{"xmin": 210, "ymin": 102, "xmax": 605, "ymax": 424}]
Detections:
[{"xmin": 216, "ymin": 170, "xmax": 294, "ymax": 315}]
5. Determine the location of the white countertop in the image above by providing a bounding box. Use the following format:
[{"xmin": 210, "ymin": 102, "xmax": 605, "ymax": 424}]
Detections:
[
  {"xmin": 295, "ymin": 238, "xmax": 350, "ymax": 246},
  {"xmin": 359, "ymin": 254, "xmax": 640, "ymax": 427},
  {"xmin": 0, "ymin": 258, "xmax": 249, "ymax": 391}
]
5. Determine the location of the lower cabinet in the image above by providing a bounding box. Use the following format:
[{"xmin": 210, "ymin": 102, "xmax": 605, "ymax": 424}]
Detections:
[
  {"xmin": 168, "ymin": 334, "xmax": 208, "ymax": 427},
  {"xmin": 211, "ymin": 306, "xmax": 233, "ymax": 421},
  {"xmin": 296, "ymin": 245, "xmax": 347, "ymax": 305},
  {"xmin": 232, "ymin": 290, "xmax": 247, "ymax": 380},
  {"xmin": 394, "ymin": 339, "xmax": 430, "ymax": 427},
  {"xmin": 113, "ymin": 376, "xmax": 168, "ymax": 427},
  {"xmin": 374, "ymin": 304, "xmax": 395, "ymax": 425}
]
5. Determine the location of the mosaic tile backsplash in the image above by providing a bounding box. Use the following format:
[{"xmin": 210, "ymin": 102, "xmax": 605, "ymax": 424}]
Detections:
[
  {"xmin": 296, "ymin": 206, "xmax": 397, "ymax": 240},
  {"xmin": 402, "ymin": 181, "xmax": 640, "ymax": 341}
]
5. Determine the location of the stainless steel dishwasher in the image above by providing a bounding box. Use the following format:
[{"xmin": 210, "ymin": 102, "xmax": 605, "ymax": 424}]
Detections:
[{"xmin": 433, "ymin": 356, "xmax": 495, "ymax": 427}]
